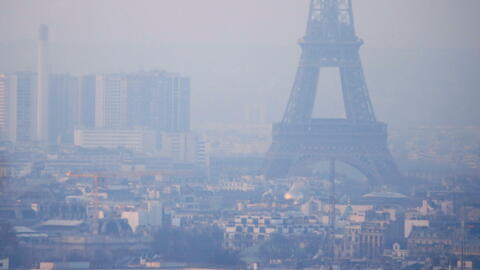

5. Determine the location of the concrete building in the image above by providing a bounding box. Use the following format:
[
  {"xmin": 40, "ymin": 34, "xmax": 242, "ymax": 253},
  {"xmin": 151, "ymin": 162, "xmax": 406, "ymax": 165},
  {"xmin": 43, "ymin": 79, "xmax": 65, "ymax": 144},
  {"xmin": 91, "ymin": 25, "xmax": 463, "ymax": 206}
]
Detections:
[
  {"xmin": 151, "ymin": 73, "xmax": 190, "ymax": 132},
  {"xmin": 159, "ymin": 132, "xmax": 207, "ymax": 165},
  {"xmin": 75, "ymin": 75, "xmax": 96, "ymax": 129},
  {"xmin": 0, "ymin": 74, "xmax": 9, "ymax": 140},
  {"xmin": 124, "ymin": 71, "xmax": 190, "ymax": 133},
  {"xmin": 121, "ymin": 201, "xmax": 163, "ymax": 232},
  {"xmin": 43, "ymin": 147, "xmax": 134, "ymax": 174},
  {"xmin": 94, "ymin": 71, "xmax": 190, "ymax": 132},
  {"xmin": 120, "ymin": 211, "xmax": 144, "ymax": 232},
  {"xmin": 48, "ymin": 73, "xmax": 78, "ymax": 144},
  {"xmin": 74, "ymin": 128, "xmax": 156, "ymax": 152},
  {"xmin": 341, "ymin": 221, "xmax": 388, "ymax": 260},
  {"xmin": 407, "ymin": 226, "xmax": 453, "ymax": 259},
  {"xmin": 0, "ymin": 73, "xmax": 36, "ymax": 143},
  {"xmin": 95, "ymin": 74, "xmax": 128, "ymax": 129},
  {"xmin": 224, "ymin": 214, "xmax": 324, "ymax": 250},
  {"xmin": 124, "ymin": 73, "xmax": 153, "ymax": 129}
]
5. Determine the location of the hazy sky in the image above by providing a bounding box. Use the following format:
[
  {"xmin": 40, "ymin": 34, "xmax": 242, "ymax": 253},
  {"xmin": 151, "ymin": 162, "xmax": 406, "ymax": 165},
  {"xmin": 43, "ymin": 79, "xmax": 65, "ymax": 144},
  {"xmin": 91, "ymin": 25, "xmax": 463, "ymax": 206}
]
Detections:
[
  {"xmin": 1, "ymin": 0, "xmax": 479, "ymax": 127},
  {"xmin": 1, "ymin": 0, "xmax": 479, "ymax": 48}
]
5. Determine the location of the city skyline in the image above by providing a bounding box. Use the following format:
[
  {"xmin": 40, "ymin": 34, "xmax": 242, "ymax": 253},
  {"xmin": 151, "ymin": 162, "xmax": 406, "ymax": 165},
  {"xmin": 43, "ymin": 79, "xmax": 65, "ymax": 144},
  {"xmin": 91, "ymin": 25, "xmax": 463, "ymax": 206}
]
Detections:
[
  {"xmin": 0, "ymin": 1, "xmax": 479, "ymax": 269},
  {"xmin": 0, "ymin": 1, "xmax": 479, "ymax": 128}
]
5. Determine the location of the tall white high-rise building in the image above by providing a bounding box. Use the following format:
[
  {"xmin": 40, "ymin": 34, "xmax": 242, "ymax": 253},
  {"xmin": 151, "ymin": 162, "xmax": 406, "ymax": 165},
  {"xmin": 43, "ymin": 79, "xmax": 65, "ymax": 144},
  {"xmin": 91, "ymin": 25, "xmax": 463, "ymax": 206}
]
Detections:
[
  {"xmin": 36, "ymin": 24, "xmax": 49, "ymax": 142},
  {"xmin": 152, "ymin": 74, "xmax": 190, "ymax": 132},
  {"xmin": 0, "ymin": 75, "xmax": 7, "ymax": 139},
  {"xmin": 95, "ymin": 74, "xmax": 128, "ymax": 129},
  {"xmin": 0, "ymin": 73, "xmax": 36, "ymax": 143}
]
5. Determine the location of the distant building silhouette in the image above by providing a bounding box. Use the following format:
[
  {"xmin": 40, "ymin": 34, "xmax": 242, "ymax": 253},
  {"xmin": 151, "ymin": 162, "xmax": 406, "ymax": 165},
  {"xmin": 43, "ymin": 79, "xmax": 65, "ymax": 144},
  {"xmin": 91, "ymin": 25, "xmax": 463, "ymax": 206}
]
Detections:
[
  {"xmin": 95, "ymin": 74, "xmax": 128, "ymax": 129},
  {"xmin": 1, "ymin": 69, "xmax": 191, "ymax": 152},
  {"xmin": 158, "ymin": 132, "xmax": 206, "ymax": 164},
  {"xmin": 36, "ymin": 24, "xmax": 49, "ymax": 142},
  {"xmin": 48, "ymin": 73, "xmax": 78, "ymax": 144},
  {"xmin": 94, "ymin": 71, "xmax": 190, "ymax": 133},
  {"xmin": 74, "ymin": 128, "xmax": 156, "ymax": 153},
  {"xmin": 0, "ymin": 74, "xmax": 9, "ymax": 141},
  {"xmin": 76, "ymin": 75, "xmax": 96, "ymax": 129},
  {"xmin": 0, "ymin": 72, "xmax": 36, "ymax": 143}
]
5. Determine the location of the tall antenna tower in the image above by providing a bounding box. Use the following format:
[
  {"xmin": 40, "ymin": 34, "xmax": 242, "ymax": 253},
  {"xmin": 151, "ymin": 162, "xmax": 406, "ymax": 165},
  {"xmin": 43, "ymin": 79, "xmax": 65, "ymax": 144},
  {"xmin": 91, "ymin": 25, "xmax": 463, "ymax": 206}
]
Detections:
[{"xmin": 36, "ymin": 24, "xmax": 49, "ymax": 142}]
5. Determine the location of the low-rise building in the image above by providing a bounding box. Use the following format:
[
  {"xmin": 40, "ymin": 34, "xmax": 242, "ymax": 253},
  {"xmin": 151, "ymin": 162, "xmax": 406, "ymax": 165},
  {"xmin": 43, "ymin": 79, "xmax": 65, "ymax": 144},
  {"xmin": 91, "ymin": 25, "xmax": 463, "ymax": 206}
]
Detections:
[
  {"xmin": 407, "ymin": 226, "xmax": 452, "ymax": 259},
  {"xmin": 224, "ymin": 214, "xmax": 324, "ymax": 250},
  {"xmin": 74, "ymin": 128, "xmax": 156, "ymax": 153}
]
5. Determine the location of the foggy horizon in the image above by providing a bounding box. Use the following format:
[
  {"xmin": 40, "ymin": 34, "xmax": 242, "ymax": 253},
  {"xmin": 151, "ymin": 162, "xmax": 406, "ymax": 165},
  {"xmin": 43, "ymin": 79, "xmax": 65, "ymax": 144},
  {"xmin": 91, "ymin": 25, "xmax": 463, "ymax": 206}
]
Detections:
[
  {"xmin": 1, "ymin": 0, "xmax": 480, "ymax": 128},
  {"xmin": 1, "ymin": 1, "xmax": 480, "ymax": 269}
]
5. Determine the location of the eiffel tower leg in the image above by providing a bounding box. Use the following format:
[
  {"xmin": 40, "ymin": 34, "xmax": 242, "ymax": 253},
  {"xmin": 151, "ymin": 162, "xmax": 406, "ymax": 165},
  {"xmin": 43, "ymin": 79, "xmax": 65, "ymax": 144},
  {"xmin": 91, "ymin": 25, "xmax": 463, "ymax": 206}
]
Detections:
[{"xmin": 267, "ymin": 140, "xmax": 401, "ymax": 185}]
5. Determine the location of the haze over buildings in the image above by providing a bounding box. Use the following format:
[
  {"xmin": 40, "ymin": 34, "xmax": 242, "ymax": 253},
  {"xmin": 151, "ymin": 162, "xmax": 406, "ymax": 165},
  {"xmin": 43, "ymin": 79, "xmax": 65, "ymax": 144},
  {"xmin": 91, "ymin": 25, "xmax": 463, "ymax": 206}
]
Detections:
[
  {"xmin": 0, "ymin": 0, "xmax": 479, "ymax": 127},
  {"xmin": 0, "ymin": 1, "xmax": 479, "ymax": 269}
]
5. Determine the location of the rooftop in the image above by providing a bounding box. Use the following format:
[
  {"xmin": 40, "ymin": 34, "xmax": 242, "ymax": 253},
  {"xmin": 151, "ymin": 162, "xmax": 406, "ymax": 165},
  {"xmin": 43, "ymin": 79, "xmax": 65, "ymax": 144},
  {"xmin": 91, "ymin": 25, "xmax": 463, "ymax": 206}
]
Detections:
[
  {"xmin": 40, "ymin": 219, "xmax": 85, "ymax": 227},
  {"xmin": 362, "ymin": 191, "xmax": 408, "ymax": 199}
]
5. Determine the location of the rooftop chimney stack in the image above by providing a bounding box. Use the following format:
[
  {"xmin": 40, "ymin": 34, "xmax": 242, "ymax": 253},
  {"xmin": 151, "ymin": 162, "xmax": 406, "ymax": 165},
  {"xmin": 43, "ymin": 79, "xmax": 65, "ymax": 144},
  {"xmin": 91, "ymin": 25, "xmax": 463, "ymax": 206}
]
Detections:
[{"xmin": 36, "ymin": 24, "xmax": 49, "ymax": 142}]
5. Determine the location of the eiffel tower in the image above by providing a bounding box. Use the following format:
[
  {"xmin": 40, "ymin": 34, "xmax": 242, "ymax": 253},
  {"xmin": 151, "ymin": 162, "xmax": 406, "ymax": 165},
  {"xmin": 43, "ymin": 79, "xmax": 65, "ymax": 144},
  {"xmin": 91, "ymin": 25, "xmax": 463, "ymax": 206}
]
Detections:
[{"xmin": 265, "ymin": 0, "xmax": 399, "ymax": 184}]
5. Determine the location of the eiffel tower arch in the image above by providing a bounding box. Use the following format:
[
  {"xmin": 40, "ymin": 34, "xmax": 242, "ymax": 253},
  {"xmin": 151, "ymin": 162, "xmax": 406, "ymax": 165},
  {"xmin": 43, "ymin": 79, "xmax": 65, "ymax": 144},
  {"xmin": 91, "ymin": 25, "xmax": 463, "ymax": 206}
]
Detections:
[{"xmin": 265, "ymin": 0, "xmax": 400, "ymax": 184}]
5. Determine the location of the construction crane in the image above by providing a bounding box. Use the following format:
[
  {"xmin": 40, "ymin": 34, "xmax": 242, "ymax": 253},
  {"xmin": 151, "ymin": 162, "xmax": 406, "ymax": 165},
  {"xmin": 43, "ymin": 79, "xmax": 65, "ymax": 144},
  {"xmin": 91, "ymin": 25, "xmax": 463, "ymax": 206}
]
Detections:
[{"xmin": 65, "ymin": 169, "xmax": 194, "ymax": 214}]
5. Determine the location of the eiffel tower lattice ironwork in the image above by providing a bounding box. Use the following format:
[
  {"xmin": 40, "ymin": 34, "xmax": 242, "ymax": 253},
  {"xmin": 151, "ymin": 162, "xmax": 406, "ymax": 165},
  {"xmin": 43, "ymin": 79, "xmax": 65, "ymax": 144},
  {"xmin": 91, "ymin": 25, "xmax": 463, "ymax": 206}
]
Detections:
[{"xmin": 265, "ymin": 0, "xmax": 400, "ymax": 184}]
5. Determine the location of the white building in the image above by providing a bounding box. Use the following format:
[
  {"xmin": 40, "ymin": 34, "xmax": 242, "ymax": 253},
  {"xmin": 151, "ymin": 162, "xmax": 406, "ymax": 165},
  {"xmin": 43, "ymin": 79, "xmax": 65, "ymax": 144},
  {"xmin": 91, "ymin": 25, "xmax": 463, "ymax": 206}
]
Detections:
[
  {"xmin": 0, "ymin": 74, "xmax": 10, "ymax": 140},
  {"xmin": 0, "ymin": 73, "xmax": 36, "ymax": 143},
  {"xmin": 159, "ymin": 132, "xmax": 207, "ymax": 165},
  {"xmin": 74, "ymin": 128, "xmax": 156, "ymax": 153},
  {"xmin": 224, "ymin": 214, "xmax": 324, "ymax": 249},
  {"xmin": 95, "ymin": 74, "xmax": 128, "ymax": 129},
  {"xmin": 121, "ymin": 201, "xmax": 163, "ymax": 232}
]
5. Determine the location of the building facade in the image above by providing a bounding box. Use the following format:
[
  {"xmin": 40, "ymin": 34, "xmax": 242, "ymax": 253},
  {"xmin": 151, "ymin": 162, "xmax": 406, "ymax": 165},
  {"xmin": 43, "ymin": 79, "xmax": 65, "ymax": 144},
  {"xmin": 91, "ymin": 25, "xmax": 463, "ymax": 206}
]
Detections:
[
  {"xmin": 94, "ymin": 71, "xmax": 190, "ymax": 133},
  {"xmin": 74, "ymin": 128, "xmax": 156, "ymax": 153},
  {"xmin": 76, "ymin": 75, "xmax": 96, "ymax": 129},
  {"xmin": 95, "ymin": 74, "xmax": 128, "ymax": 129},
  {"xmin": 48, "ymin": 73, "xmax": 78, "ymax": 144},
  {"xmin": 0, "ymin": 73, "xmax": 36, "ymax": 143},
  {"xmin": 151, "ymin": 73, "xmax": 190, "ymax": 132}
]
